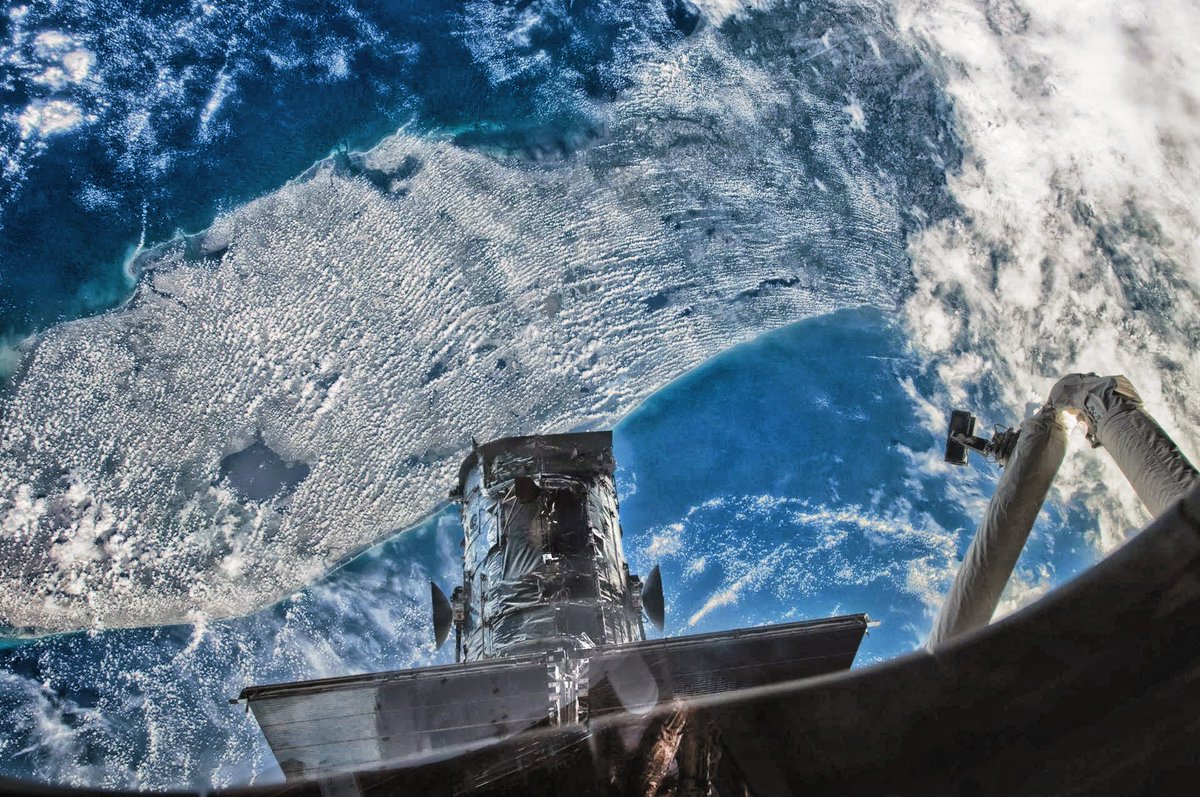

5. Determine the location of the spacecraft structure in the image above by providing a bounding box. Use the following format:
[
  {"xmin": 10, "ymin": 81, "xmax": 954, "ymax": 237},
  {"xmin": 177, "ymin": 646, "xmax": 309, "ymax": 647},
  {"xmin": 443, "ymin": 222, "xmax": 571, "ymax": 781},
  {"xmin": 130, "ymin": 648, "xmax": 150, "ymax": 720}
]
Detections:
[
  {"xmin": 929, "ymin": 373, "xmax": 1198, "ymax": 648},
  {"xmin": 238, "ymin": 432, "xmax": 868, "ymax": 790},
  {"xmin": 443, "ymin": 431, "xmax": 648, "ymax": 665},
  {"xmin": 236, "ymin": 429, "xmax": 873, "ymax": 782}
]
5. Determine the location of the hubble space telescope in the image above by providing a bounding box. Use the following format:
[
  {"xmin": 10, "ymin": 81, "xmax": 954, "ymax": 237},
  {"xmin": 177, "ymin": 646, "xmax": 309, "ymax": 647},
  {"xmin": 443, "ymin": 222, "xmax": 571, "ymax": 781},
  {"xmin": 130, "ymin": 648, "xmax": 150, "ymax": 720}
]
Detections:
[
  {"xmin": 229, "ymin": 372, "xmax": 1200, "ymax": 796},
  {"xmin": 238, "ymin": 431, "xmax": 868, "ymax": 793}
]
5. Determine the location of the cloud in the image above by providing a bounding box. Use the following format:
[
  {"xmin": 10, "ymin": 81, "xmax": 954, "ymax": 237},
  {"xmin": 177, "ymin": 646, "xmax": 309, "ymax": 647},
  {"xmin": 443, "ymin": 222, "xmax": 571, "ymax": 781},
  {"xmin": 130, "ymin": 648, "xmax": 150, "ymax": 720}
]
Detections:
[
  {"xmin": 636, "ymin": 495, "xmax": 959, "ymax": 633},
  {"xmin": 894, "ymin": 0, "xmax": 1200, "ymax": 552}
]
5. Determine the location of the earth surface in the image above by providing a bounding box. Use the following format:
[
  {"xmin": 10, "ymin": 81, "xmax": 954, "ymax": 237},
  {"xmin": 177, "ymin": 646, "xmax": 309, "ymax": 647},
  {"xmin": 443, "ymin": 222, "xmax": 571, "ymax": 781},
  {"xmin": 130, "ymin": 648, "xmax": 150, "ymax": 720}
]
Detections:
[{"xmin": 1, "ymin": 0, "xmax": 1198, "ymax": 789}]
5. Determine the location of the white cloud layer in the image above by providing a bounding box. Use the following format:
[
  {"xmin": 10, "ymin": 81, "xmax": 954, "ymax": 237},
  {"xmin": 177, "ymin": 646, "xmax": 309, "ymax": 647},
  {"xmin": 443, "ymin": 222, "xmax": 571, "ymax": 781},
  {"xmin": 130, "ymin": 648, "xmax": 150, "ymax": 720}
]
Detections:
[
  {"xmin": 894, "ymin": 0, "xmax": 1200, "ymax": 551},
  {"xmin": 0, "ymin": 17, "xmax": 915, "ymax": 631}
]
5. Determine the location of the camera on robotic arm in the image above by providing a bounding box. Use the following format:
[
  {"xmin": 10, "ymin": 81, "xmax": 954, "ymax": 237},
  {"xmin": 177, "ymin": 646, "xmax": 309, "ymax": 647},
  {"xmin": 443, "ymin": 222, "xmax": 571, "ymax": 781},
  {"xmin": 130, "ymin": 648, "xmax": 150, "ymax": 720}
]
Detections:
[{"xmin": 943, "ymin": 409, "xmax": 1020, "ymax": 467}]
